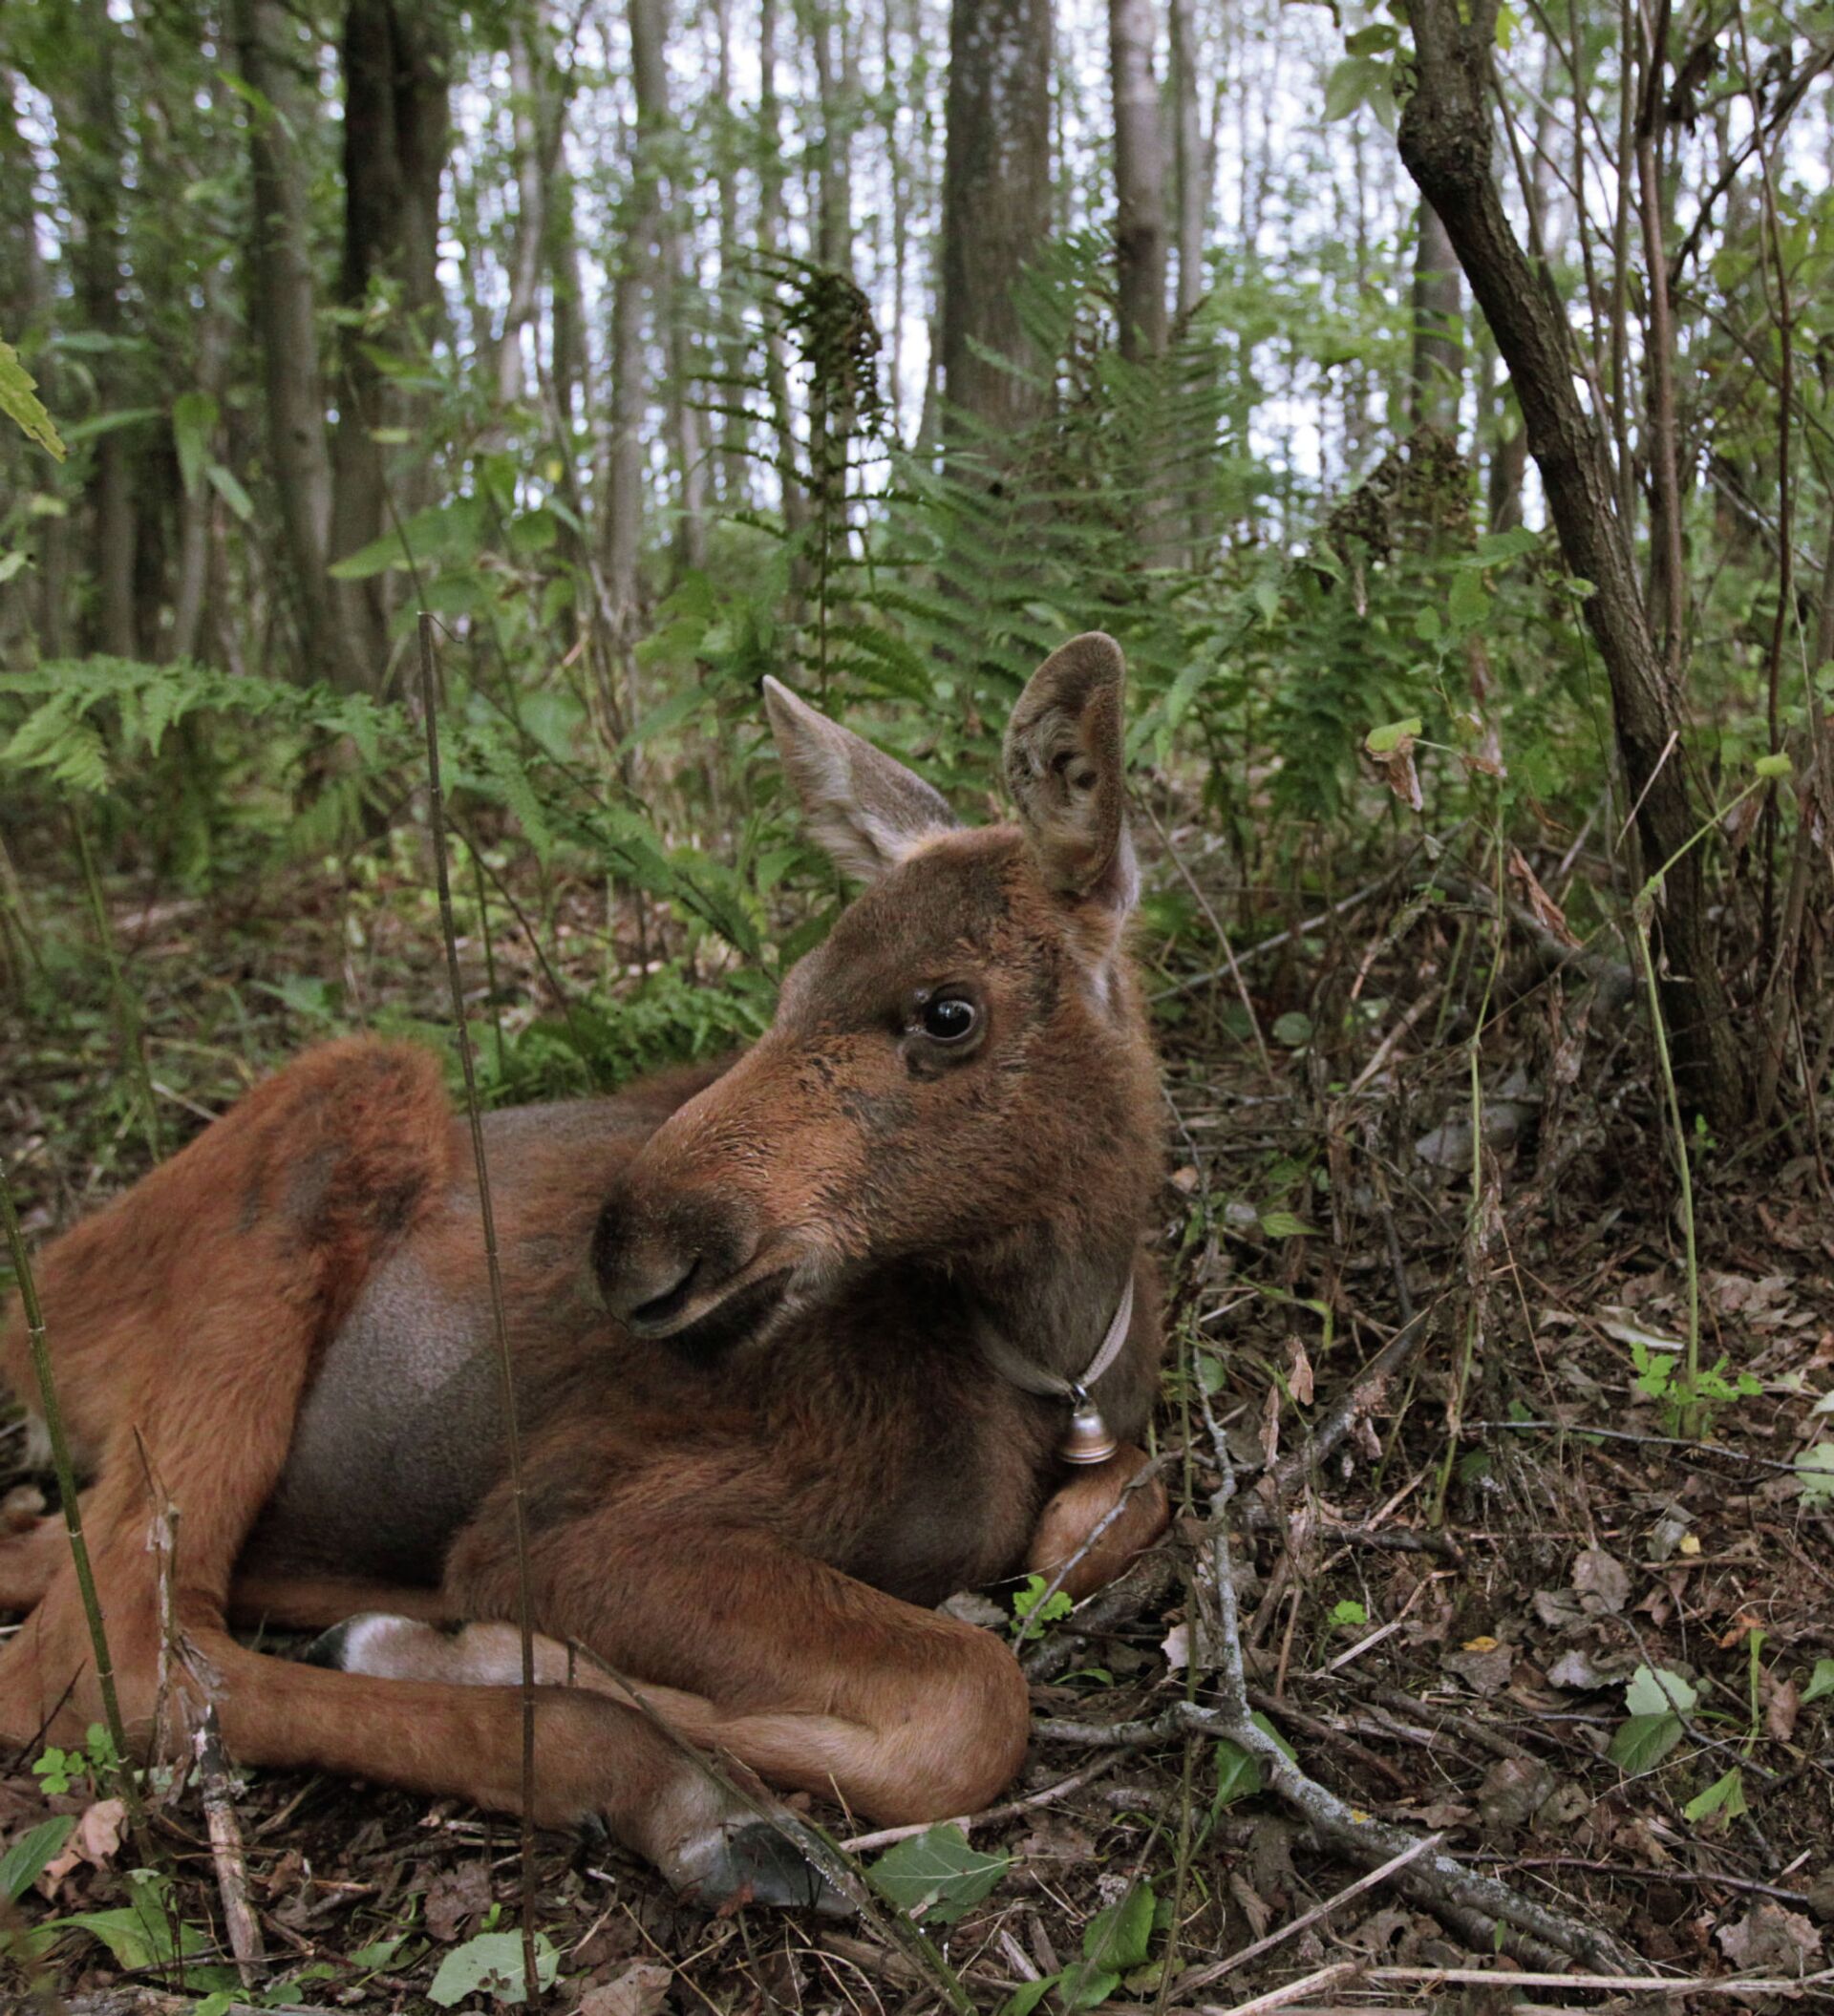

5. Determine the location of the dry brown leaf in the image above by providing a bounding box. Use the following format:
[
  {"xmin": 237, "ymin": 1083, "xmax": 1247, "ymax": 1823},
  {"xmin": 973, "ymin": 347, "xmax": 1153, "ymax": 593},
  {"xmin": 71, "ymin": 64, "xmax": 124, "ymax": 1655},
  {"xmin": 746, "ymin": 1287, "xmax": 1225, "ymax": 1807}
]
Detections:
[
  {"xmin": 1365, "ymin": 734, "xmax": 1424, "ymax": 813},
  {"xmin": 1571, "ymin": 1546, "xmax": 1631, "ymax": 1615},
  {"xmin": 1716, "ymin": 1900, "xmax": 1823, "ymax": 1973},
  {"xmin": 1764, "ymin": 1676, "xmax": 1801, "ymax": 1744},
  {"xmin": 580, "ymin": 1960, "xmax": 675, "ymax": 2016},
  {"xmin": 423, "ymin": 1859, "xmax": 493, "ymax": 1943},
  {"xmin": 1506, "ymin": 846, "xmax": 1578, "ymax": 945},
  {"xmin": 1287, "ymin": 1335, "xmax": 1314, "ymax": 1407},
  {"xmin": 40, "ymin": 1797, "xmax": 127, "ymax": 1892}
]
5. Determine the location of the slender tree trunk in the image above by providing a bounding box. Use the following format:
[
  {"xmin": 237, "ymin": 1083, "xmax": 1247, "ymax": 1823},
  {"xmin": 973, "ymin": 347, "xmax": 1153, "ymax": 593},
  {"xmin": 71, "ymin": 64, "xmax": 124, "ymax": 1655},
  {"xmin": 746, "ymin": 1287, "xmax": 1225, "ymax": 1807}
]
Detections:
[
  {"xmin": 332, "ymin": 0, "xmax": 450, "ymax": 682},
  {"xmin": 1407, "ymin": 200, "xmax": 1463, "ymax": 434},
  {"xmin": 1168, "ymin": 0, "xmax": 1205, "ymax": 318},
  {"xmin": 805, "ymin": 0, "xmax": 855, "ymax": 273},
  {"xmin": 62, "ymin": 0, "xmax": 138, "ymax": 658},
  {"xmin": 1399, "ymin": 0, "xmax": 1748, "ymax": 1128},
  {"xmin": 938, "ymin": 0, "xmax": 1053, "ymax": 440},
  {"xmin": 233, "ymin": 0, "xmax": 367, "ymax": 690},
  {"xmin": 1, "ymin": 70, "xmax": 67, "ymax": 658},
  {"xmin": 758, "ymin": 0, "xmax": 806, "ymax": 526},
  {"xmin": 496, "ymin": 9, "xmax": 554, "ymax": 409},
  {"xmin": 1109, "ymin": 0, "xmax": 1168, "ymax": 361},
  {"xmin": 171, "ymin": 294, "xmax": 232, "ymax": 663}
]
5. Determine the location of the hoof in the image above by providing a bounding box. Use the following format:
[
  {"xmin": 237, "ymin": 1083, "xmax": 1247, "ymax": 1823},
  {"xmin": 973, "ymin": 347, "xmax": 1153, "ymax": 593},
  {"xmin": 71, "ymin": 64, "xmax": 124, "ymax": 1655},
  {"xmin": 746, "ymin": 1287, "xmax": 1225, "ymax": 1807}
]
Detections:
[
  {"xmin": 670, "ymin": 1817, "xmax": 852, "ymax": 1917},
  {"xmin": 299, "ymin": 1619, "xmax": 357, "ymax": 1669}
]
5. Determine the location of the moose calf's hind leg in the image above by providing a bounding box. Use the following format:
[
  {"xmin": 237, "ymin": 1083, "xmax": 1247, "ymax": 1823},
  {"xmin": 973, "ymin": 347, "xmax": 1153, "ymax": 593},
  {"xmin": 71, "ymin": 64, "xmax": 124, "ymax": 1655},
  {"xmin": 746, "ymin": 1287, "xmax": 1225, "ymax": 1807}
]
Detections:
[{"xmin": 302, "ymin": 1616, "xmax": 842, "ymax": 1912}]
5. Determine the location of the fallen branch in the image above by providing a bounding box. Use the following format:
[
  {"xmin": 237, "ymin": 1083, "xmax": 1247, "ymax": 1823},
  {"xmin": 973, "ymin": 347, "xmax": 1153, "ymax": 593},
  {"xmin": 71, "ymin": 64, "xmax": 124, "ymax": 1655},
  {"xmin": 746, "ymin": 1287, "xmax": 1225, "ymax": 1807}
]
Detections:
[
  {"xmin": 1038, "ymin": 1384, "xmax": 1643, "ymax": 1976},
  {"xmin": 193, "ymin": 1707, "xmax": 265, "ymax": 1984}
]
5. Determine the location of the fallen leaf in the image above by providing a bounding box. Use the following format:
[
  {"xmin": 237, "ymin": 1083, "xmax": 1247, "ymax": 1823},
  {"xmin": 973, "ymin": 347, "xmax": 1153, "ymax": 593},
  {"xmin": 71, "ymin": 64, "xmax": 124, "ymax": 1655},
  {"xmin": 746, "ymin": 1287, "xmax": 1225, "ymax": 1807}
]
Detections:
[
  {"xmin": 1764, "ymin": 1677, "xmax": 1801, "ymax": 1744},
  {"xmin": 1287, "ymin": 1336, "xmax": 1314, "ymax": 1407},
  {"xmin": 1477, "ymin": 1758, "xmax": 1554, "ymax": 1834},
  {"xmin": 40, "ymin": 1798, "xmax": 127, "ymax": 1892},
  {"xmin": 1546, "ymin": 1647, "xmax": 1609, "ymax": 1690},
  {"xmin": 1572, "ymin": 1547, "xmax": 1631, "ymax": 1615},
  {"xmin": 1716, "ymin": 1901, "xmax": 1823, "ymax": 1974},
  {"xmin": 1161, "ymin": 1621, "xmax": 1190, "ymax": 1673},
  {"xmin": 1440, "ymin": 1642, "xmax": 1513, "ymax": 1696},
  {"xmin": 423, "ymin": 1860, "xmax": 493, "ymax": 1943},
  {"xmin": 580, "ymin": 1961, "xmax": 674, "ymax": 2016}
]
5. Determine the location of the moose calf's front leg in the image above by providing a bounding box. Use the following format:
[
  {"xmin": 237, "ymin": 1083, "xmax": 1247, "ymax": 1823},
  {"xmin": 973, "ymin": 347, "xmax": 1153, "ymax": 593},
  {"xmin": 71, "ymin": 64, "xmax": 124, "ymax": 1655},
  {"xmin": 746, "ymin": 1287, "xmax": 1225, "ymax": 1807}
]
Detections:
[
  {"xmin": 1026, "ymin": 1444, "xmax": 1168, "ymax": 1602},
  {"xmin": 437, "ymin": 1502, "xmax": 1034, "ymax": 1827}
]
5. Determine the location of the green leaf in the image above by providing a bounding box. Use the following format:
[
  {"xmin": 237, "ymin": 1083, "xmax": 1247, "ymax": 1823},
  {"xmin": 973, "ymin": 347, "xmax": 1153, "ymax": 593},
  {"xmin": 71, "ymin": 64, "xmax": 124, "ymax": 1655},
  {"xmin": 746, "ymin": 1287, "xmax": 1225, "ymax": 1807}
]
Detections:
[
  {"xmin": 172, "ymin": 391, "xmax": 218, "ymax": 497},
  {"xmin": 1085, "ymin": 1882, "xmax": 1155, "ymax": 1971},
  {"xmin": 428, "ymin": 1930, "xmax": 559, "ymax": 2007},
  {"xmin": 1330, "ymin": 1600, "xmax": 1369, "ymax": 1627},
  {"xmin": 867, "ymin": 1824, "xmax": 1011, "ymax": 1924},
  {"xmin": 61, "ymin": 406, "xmax": 162, "ymax": 444},
  {"xmin": 1797, "ymin": 1444, "xmax": 1834, "ymax": 1509},
  {"xmin": 1002, "ymin": 1977, "xmax": 1057, "ymax": 2016},
  {"xmin": 1271, "ymin": 1010, "xmax": 1312, "ymax": 1047},
  {"xmin": 0, "ymin": 1816, "xmax": 74, "ymax": 1903},
  {"xmin": 1473, "ymin": 527, "xmax": 1541, "ymax": 564},
  {"xmin": 1625, "ymin": 1666, "xmax": 1697, "ymax": 1716},
  {"xmin": 1364, "ymin": 716, "xmax": 1421, "ymax": 755},
  {"xmin": 1213, "ymin": 1740, "xmax": 1264, "ymax": 1810},
  {"xmin": 1249, "ymin": 1710, "xmax": 1297, "ymax": 1763},
  {"xmin": 1682, "ymin": 1767, "xmax": 1747, "ymax": 1824},
  {"xmin": 0, "ymin": 338, "xmax": 65, "ymax": 459},
  {"xmin": 205, "ymin": 460, "xmax": 254, "ymax": 523},
  {"xmin": 1802, "ymin": 1658, "xmax": 1834, "ymax": 1705},
  {"xmin": 1259, "ymin": 1210, "xmax": 1319, "ymax": 1240},
  {"xmin": 1608, "ymin": 1710, "xmax": 1684, "ymax": 1772},
  {"xmin": 1753, "ymin": 752, "xmax": 1793, "ymax": 780}
]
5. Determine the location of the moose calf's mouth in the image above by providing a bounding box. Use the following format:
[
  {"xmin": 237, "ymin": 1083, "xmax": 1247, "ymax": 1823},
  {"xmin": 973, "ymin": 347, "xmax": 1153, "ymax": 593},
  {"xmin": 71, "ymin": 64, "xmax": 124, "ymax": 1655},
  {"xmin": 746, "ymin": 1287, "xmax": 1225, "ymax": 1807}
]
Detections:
[
  {"xmin": 634, "ymin": 1267, "xmax": 793, "ymax": 1359},
  {"xmin": 626, "ymin": 1254, "xmax": 703, "ymax": 1333}
]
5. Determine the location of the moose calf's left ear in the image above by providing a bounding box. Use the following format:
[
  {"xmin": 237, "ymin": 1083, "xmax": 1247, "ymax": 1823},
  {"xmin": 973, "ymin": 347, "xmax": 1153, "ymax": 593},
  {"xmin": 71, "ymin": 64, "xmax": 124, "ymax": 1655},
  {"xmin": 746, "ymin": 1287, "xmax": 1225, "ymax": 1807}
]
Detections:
[
  {"xmin": 1005, "ymin": 632, "xmax": 1137, "ymax": 917},
  {"xmin": 763, "ymin": 675, "xmax": 958, "ymax": 884}
]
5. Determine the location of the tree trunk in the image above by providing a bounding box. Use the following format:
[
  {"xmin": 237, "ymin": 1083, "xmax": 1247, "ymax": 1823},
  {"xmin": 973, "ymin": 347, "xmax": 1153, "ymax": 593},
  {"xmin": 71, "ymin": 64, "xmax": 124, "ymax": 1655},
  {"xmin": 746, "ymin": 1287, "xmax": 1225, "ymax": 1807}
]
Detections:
[
  {"xmin": 1398, "ymin": 0, "xmax": 1748, "ymax": 1128},
  {"xmin": 938, "ymin": 0, "xmax": 1053, "ymax": 440},
  {"xmin": 1109, "ymin": 0, "xmax": 1168, "ymax": 361},
  {"xmin": 232, "ymin": 0, "xmax": 368, "ymax": 690},
  {"xmin": 62, "ymin": 0, "xmax": 138, "ymax": 658},
  {"xmin": 496, "ymin": 9, "xmax": 554, "ymax": 409},
  {"xmin": 1168, "ymin": 0, "xmax": 1205, "ymax": 318},
  {"xmin": 332, "ymin": 0, "xmax": 450, "ymax": 683},
  {"xmin": 1, "ymin": 69, "xmax": 67, "ymax": 659},
  {"xmin": 1407, "ymin": 200, "xmax": 1462, "ymax": 434},
  {"xmin": 805, "ymin": 0, "xmax": 855, "ymax": 274},
  {"xmin": 759, "ymin": 0, "xmax": 806, "ymax": 524}
]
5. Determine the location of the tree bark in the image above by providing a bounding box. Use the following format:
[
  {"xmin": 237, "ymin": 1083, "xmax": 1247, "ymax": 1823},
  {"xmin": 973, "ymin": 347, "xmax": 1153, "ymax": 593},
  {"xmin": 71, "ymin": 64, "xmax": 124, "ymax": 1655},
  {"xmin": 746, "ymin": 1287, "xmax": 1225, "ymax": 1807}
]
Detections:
[
  {"xmin": 332, "ymin": 0, "xmax": 450, "ymax": 681},
  {"xmin": 938, "ymin": 0, "xmax": 1053, "ymax": 440},
  {"xmin": 1407, "ymin": 200, "xmax": 1462, "ymax": 434},
  {"xmin": 1168, "ymin": 0, "xmax": 1205, "ymax": 318},
  {"xmin": 1109, "ymin": 0, "xmax": 1168, "ymax": 361},
  {"xmin": 232, "ymin": 0, "xmax": 369, "ymax": 690},
  {"xmin": 61, "ymin": 0, "xmax": 139, "ymax": 658},
  {"xmin": 1398, "ymin": 0, "xmax": 1748, "ymax": 1127},
  {"xmin": 1, "ymin": 68, "xmax": 67, "ymax": 659}
]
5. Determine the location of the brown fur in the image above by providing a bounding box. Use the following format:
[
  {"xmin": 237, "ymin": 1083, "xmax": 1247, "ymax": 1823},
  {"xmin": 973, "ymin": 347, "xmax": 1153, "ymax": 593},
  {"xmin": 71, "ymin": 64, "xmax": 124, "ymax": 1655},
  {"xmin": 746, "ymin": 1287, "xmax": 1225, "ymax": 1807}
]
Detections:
[{"xmin": 0, "ymin": 637, "xmax": 1170, "ymax": 1899}]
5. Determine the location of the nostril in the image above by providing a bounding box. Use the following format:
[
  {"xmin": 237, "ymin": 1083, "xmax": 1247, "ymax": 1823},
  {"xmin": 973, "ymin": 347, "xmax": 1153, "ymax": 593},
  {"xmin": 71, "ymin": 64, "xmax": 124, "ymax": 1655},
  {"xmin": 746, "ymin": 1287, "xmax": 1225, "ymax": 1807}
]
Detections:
[{"xmin": 627, "ymin": 1254, "xmax": 702, "ymax": 1332}]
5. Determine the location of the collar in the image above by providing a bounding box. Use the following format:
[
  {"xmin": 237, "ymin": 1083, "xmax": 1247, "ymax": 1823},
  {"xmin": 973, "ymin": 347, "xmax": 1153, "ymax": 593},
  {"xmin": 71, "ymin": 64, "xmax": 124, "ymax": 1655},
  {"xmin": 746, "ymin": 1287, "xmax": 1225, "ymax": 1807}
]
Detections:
[{"xmin": 976, "ymin": 1271, "xmax": 1135, "ymax": 1403}]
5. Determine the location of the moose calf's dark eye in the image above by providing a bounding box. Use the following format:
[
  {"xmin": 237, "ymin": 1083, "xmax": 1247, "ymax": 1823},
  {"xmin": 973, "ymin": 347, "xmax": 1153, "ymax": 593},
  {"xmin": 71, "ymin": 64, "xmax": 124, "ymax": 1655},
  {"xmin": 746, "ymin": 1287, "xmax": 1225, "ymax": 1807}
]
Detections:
[{"xmin": 921, "ymin": 995, "xmax": 977, "ymax": 1042}]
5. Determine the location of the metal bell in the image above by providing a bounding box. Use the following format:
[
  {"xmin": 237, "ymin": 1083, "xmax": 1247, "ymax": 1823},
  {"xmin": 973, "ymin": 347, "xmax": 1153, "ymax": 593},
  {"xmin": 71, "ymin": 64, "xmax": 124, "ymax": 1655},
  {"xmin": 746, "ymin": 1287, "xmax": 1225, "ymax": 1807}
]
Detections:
[{"xmin": 1057, "ymin": 1390, "xmax": 1118, "ymax": 1466}]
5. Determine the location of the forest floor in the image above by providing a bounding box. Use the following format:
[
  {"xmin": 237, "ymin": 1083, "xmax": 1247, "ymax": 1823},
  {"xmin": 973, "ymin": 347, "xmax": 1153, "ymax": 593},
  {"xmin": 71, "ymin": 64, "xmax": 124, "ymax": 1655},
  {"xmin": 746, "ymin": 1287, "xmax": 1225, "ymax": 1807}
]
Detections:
[{"xmin": 3, "ymin": 837, "xmax": 1833, "ymax": 2015}]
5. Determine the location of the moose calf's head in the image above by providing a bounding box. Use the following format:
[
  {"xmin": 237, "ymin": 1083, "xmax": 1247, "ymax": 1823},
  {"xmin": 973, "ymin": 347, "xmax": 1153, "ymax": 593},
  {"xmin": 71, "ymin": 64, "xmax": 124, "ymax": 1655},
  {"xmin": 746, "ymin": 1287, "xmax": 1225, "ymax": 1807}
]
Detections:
[{"xmin": 591, "ymin": 634, "xmax": 1162, "ymax": 1354}]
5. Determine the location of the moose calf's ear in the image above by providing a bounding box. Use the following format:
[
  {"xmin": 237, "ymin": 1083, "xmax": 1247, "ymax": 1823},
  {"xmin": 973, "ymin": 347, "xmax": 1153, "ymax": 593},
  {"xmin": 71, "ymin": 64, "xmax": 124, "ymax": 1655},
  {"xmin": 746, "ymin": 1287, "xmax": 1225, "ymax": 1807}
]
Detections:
[
  {"xmin": 1005, "ymin": 632, "xmax": 1136, "ymax": 915},
  {"xmin": 763, "ymin": 675, "xmax": 958, "ymax": 884}
]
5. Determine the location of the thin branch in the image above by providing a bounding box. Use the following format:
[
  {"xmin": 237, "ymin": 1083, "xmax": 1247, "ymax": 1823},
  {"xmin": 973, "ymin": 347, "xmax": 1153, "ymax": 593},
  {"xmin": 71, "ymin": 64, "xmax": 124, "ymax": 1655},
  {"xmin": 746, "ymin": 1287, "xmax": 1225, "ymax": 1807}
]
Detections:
[{"xmin": 416, "ymin": 614, "xmax": 541, "ymax": 2006}]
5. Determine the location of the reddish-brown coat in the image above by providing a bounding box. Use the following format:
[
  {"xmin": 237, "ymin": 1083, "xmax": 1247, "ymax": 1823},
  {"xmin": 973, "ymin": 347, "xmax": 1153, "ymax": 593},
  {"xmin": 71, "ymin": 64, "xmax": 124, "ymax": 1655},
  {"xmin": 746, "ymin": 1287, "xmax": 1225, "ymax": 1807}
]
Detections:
[{"xmin": 0, "ymin": 636, "xmax": 1170, "ymax": 1899}]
